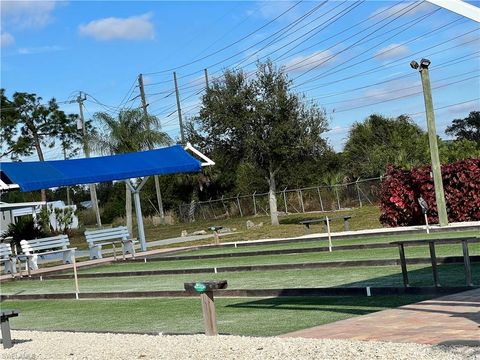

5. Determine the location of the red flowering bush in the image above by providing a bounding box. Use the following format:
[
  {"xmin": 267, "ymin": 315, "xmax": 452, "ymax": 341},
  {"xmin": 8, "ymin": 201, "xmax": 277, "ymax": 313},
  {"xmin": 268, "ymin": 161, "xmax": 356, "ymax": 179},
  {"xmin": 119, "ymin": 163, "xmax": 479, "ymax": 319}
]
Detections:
[{"xmin": 380, "ymin": 159, "xmax": 480, "ymax": 226}]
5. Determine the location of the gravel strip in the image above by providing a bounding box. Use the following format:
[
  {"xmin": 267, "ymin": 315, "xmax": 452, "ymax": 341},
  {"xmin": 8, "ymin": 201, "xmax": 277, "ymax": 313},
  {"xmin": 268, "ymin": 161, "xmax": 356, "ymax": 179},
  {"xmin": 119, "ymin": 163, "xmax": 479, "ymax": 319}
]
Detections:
[{"xmin": 1, "ymin": 331, "xmax": 478, "ymax": 360}]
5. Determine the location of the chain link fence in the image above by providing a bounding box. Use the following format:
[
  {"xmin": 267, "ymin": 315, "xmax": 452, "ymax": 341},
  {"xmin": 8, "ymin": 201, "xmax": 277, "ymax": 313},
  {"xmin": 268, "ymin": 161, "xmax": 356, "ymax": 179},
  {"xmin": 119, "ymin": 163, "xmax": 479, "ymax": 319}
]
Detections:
[{"xmin": 178, "ymin": 177, "xmax": 382, "ymax": 222}]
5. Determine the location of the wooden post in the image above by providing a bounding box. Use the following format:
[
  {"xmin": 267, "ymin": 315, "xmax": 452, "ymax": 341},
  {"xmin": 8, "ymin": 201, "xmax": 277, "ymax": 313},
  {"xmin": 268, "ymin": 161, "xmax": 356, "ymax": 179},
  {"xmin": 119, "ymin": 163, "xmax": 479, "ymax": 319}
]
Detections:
[
  {"xmin": 398, "ymin": 243, "xmax": 409, "ymax": 287},
  {"xmin": 72, "ymin": 254, "xmax": 80, "ymax": 299},
  {"xmin": 200, "ymin": 291, "xmax": 217, "ymax": 336},
  {"xmin": 252, "ymin": 192, "xmax": 257, "ymax": 216},
  {"xmin": 326, "ymin": 216, "xmax": 332, "ymax": 252},
  {"xmin": 462, "ymin": 239, "xmax": 473, "ymax": 286},
  {"xmin": 428, "ymin": 241, "xmax": 440, "ymax": 287},
  {"xmin": 184, "ymin": 281, "xmax": 227, "ymax": 336},
  {"xmin": 0, "ymin": 317, "xmax": 12, "ymax": 349}
]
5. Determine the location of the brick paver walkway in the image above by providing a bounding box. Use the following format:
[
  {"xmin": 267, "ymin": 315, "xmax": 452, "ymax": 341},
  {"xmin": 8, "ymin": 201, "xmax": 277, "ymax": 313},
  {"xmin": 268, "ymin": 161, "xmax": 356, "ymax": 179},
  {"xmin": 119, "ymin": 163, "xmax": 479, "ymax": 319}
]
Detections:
[{"xmin": 283, "ymin": 288, "xmax": 480, "ymax": 345}]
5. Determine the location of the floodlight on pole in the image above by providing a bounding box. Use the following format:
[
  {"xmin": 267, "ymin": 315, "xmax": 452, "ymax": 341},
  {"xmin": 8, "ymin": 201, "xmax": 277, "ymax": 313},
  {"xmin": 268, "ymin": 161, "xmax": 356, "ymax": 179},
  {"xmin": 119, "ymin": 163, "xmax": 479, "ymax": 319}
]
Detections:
[{"xmin": 411, "ymin": 58, "xmax": 448, "ymax": 226}]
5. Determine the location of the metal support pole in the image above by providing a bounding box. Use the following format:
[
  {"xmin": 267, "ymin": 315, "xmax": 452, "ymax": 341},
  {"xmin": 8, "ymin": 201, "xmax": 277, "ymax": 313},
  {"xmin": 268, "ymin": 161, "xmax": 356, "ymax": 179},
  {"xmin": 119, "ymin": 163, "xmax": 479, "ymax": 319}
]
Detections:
[
  {"xmin": 133, "ymin": 190, "xmax": 146, "ymax": 251},
  {"xmin": 173, "ymin": 71, "xmax": 185, "ymax": 144},
  {"xmin": 298, "ymin": 190, "xmax": 305, "ymax": 213},
  {"xmin": 356, "ymin": 180, "xmax": 363, "ymax": 207},
  {"xmin": 236, "ymin": 194, "xmax": 243, "ymax": 217},
  {"xmin": 335, "ymin": 187, "xmax": 341, "ymax": 210},
  {"xmin": 317, "ymin": 187, "xmax": 324, "ymax": 212}
]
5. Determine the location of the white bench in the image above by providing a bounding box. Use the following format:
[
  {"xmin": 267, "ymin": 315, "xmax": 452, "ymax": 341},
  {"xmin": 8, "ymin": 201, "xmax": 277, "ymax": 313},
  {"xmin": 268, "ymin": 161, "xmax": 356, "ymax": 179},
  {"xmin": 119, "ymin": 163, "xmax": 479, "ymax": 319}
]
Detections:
[
  {"xmin": 0, "ymin": 243, "xmax": 17, "ymax": 275},
  {"xmin": 85, "ymin": 226, "xmax": 136, "ymax": 260},
  {"xmin": 20, "ymin": 235, "xmax": 75, "ymax": 271}
]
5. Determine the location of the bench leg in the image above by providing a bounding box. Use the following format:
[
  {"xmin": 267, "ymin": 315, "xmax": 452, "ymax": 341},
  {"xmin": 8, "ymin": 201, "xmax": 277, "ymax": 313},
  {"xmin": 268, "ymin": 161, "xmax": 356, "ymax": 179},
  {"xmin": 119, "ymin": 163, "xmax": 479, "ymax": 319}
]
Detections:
[
  {"xmin": 123, "ymin": 241, "xmax": 135, "ymax": 259},
  {"xmin": 27, "ymin": 255, "xmax": 38, "ymax": 271},
  {"xmin": 4, "ymin": 259, "xmax": 17, "ymax": 275},
  {"xmin": 1, "ymin": 318, "xmax": 13, "ymax": 349},
  {"xmin": 63, "ymin": 250, "xmax": 74, "ymax": 264},
  {"xmin": 89, "ymin": 245, "xmax": 103, "ymax": 260}
]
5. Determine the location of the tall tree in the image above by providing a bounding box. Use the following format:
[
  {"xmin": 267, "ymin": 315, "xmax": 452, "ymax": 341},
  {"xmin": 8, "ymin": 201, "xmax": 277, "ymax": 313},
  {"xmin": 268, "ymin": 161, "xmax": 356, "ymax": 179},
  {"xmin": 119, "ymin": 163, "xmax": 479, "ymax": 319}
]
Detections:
[
  {"xmin": 343, "ymin": 114, "xmax": 430, "ymax": 178},
  {"xmin": 0, "ymin": 90, "xmax": 80, "ymax": 201},
  {"xmin": 445, "ymin": 111, "xmax": 480, "ymax": 143},
  {"xmin": 191, "ymin": 61, "xmax": 329, "ymax": 225},
  {"xmin": 90, "ymin": 109, "xmax": 171, "ymax": 234}
]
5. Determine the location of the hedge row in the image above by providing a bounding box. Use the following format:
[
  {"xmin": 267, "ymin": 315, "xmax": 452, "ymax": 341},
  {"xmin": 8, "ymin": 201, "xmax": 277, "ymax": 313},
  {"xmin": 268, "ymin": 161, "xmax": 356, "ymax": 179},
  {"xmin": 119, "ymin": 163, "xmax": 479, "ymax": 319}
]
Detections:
[{"xmin": 380, "ymin": 159, "xmax": 480, "ymax": 226}]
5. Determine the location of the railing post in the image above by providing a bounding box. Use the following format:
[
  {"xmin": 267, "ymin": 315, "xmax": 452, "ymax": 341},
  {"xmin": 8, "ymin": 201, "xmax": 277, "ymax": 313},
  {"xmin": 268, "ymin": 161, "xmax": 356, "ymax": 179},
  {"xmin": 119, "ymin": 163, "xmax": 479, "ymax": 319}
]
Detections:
[
  {"xmin": 428, "ymin": 241, "xmax": 440, "ymax": 287},
  {"xmin": 397, "ymin": 243, "xmax": 409, "ymax": 287},
  {"xmin": 462, "ymin": 239, "xmax": 473, "ymax": 287},
  {"xmin": 252, "ymin": 191, "xmax": 257, "ymax": 216}
]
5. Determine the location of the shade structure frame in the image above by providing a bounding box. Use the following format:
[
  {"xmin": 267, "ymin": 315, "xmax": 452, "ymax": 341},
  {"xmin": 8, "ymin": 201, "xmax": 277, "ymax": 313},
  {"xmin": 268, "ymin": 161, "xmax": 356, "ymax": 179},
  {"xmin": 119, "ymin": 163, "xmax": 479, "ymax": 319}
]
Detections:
[{"xmin": 1, "ymin": 144, "xmax": 215, "ymax": 253}]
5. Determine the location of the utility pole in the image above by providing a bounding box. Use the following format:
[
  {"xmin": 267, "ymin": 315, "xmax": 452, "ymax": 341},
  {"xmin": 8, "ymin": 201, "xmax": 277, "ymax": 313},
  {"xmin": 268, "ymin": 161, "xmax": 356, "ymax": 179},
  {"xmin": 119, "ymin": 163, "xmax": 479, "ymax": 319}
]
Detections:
[
  {"xmin": 410, "ymin": 59, "xmax": 448, "ymax": 226},
  {"xmin": 62, "ymin": 146, "xmax": 71, "ymax": 206},
  {"xmin": 173, "ymin": 71, "xmax": 185, "ymax": 144},
  {"xmin": 204, "ymin": 68, "xmax": 209, "ymax": 89},
  {"xmin": 138, "ymin": 74, "xmax": 166, "ymax": 225},
  {"xmin": 77, "ymin": 91, "xmax": 102, "ymax": 228}
]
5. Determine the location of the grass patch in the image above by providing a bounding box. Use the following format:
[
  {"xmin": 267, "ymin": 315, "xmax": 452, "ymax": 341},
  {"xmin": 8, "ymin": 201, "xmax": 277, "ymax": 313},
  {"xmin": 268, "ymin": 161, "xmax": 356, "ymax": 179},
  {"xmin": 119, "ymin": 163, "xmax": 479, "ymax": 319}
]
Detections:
[
  {"xmin": 2, "ymin": 264, "xmax": 478, "ymax": 295},
  {"xmin": 73, "ymin": 242, "xmax": 479, "ymax": 273},
  {"xmin": 1, "ymin": 294, "xmax": 433, "ymax": 336},
  {"xmin": 68, "ymin": 205, "xmax": 383, "ymax": 250}
]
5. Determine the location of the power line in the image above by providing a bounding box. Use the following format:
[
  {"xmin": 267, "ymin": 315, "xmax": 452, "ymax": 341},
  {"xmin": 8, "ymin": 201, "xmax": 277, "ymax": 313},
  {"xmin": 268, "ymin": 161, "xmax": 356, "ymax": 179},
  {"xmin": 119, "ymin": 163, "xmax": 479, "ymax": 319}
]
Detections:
[
  {"xmin": 300, "ymin": 29, "xmax": 479, "ymax": 92},
  {"xmin": 144, "ymin": 1, "xmax": 303, "ymax": 75},
  {"xmin": 292, "ymin": 1, "xmax": 426, "ymax": 84},
  {"xmin": 327, "ymin": 74, "xmax": 479, "ymax": 114}
]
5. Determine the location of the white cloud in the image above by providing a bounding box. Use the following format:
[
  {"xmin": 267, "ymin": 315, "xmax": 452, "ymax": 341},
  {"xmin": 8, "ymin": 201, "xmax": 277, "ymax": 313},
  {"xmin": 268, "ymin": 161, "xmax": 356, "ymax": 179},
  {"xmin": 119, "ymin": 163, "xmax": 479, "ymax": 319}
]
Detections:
[
  {"xmin": 284, "ymin": 50, "xmax": 335, "ymax": 72},
  {"xmin": 79, "ymin": 13, "xmax": 155, "ymax": 41},
  {"xmin": 0, "ymin": 1, "xmax": 58, "ymax": 29},
  {"xmin": 1, "ymin": 32, "xmax": 14, "ymax": 47},
  {"xmin": 375, "ymin": 44, "xmax": 409, "ymax": 60},
  {"xmin": 372, "ymin": 2, "xmax": 435, "ymax": 20}
]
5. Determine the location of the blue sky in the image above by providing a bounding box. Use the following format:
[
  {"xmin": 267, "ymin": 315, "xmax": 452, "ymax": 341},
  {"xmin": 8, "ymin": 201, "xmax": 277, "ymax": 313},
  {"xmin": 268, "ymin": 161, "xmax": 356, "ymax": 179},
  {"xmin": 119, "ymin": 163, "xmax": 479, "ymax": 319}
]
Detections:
[{"xmin": 1, "ymin": 0, "xmax": 479, "ymax": 161}]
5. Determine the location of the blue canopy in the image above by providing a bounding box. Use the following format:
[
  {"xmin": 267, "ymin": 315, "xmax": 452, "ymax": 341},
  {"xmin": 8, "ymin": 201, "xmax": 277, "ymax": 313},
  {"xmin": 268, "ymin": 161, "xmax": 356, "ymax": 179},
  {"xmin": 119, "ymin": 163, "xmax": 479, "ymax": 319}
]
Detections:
[{"xmin": 1, "ymin": 145, "xmax": 202, "ymax": 192}]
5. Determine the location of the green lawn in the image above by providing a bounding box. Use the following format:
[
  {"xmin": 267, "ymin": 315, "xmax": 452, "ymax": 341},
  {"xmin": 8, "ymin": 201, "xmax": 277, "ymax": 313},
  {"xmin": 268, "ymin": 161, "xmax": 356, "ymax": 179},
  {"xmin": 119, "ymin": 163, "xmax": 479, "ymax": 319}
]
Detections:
[
  {"xmin": 69, "ymin": 205, "xmax": 383, "ymax": 249},
  {"xmin": 2, "ymin": 264, "xmax": 478, "ymax": 295},
  {"xmin": 74, "ymin": 242, "xmax": 479, "ymax": 273},
  {"xmin": 1, "ymin": 295, "xmax": 433, "ymax": 336},
  {"xmin": 163, "ymin": 230, "xmax": 480, "ymax": 257}
]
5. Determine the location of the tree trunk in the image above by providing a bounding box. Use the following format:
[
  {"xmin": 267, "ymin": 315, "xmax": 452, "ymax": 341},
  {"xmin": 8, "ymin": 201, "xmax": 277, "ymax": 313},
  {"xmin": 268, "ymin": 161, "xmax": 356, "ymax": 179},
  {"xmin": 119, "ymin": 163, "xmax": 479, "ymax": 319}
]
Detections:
[
  {"xmin": 33, "ymin": 132, "xmax": 47, "ymax": 202},
  {"xmin": 125, "ymin": 183, "xmax": 133, "ymax": 236},
  {"xmin": 268, "ymin": 170, "xmax": 279, "ymax": 226}
]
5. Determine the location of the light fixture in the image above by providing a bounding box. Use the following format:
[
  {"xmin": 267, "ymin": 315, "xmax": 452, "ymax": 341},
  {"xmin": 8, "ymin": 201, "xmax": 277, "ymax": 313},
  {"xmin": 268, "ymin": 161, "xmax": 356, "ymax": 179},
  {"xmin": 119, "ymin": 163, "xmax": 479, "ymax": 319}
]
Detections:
[
  {"xmin": 410, "ymin": 60, "xmax": 419, "ymax": 69},
  {"xmin": 420, "ymin": 58, "xmax": 431, "ymax": 68}
]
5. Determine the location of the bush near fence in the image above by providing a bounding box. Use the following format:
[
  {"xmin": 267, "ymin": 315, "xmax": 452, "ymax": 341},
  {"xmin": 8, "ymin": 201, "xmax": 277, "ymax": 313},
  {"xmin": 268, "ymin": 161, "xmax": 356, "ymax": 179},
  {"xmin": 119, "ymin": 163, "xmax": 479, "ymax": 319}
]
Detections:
[
  {"xmin": 380, "ymin": 159, "xmax": 480, "ymax": 227},
  {"xmin": 177, "ymin": 178, "xmax": 381, "ymax": 223}
]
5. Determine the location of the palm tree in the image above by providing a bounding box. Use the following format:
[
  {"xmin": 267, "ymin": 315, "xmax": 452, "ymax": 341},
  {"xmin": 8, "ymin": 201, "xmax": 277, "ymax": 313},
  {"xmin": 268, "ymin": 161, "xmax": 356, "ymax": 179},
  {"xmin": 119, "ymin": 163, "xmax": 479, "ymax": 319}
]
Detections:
[{"xmin": 90, "ymin": 109, "xmax": 171, "ymax": 234}]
